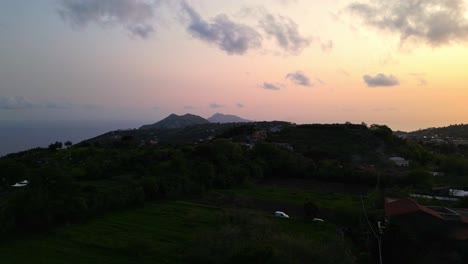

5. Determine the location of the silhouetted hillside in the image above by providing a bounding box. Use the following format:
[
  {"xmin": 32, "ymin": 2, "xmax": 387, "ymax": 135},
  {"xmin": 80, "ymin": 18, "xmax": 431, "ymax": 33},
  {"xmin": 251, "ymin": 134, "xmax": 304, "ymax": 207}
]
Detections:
[
  {"xmin": 404, "ymin": 124, "xmax": 468, "ymax": 140},
  {"xmin": 140, "ymin": 114, "xmax": 209, "ymax": 129},
  {"xmin": 207, "ymin": 113, "xmax": 252, "ymax": 123}
]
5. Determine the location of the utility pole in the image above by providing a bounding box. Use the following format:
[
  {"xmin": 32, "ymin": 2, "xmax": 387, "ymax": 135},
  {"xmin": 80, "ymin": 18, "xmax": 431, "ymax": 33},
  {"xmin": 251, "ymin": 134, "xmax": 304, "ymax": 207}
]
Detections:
[{"xmin": 361, "ymin": 195, "xmax": 383, "ymax": 264}]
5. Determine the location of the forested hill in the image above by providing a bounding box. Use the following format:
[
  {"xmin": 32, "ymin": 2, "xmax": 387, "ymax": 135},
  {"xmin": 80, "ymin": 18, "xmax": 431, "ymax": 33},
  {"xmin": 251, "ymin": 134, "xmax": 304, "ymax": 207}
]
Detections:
[
  {"xmin": 0, "ymin": 122, "xmax": 433, "ymax": 236},
  {"xmin": 85, "ymin": 121, "xmax": 291, "ymax": 145},
  {"xmin": 403, "ymin": 124, "xmax": 468, "ymax": 139}
]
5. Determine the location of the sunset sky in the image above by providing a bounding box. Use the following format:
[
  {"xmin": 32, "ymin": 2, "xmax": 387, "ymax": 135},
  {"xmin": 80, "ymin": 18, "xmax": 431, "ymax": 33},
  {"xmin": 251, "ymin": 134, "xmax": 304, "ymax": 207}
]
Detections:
[{"xmin": 1, "ymin": 0, "xmax": 468, "ymax": 131}]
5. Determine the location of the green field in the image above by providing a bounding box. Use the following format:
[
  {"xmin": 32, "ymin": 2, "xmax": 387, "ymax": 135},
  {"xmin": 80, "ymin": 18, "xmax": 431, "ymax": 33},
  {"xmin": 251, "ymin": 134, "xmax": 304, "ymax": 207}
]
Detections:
[
  {"xmin": 0, "ymin": 198, "xmax": 345, "ymax": 264},
  {"xmin": 221, "ymin": 186, "xmax": 362, "ymax": 209},
  {"xmin": 0, "ymin": 201, "xmax": 220, "ymax": 264}
]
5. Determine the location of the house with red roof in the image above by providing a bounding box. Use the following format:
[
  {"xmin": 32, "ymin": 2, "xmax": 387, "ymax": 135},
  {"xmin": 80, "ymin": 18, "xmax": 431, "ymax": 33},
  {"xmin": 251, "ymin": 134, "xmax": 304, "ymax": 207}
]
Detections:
[{"xmin": 385, "ymin": 198, "xmax": 468, "ymax": 240}]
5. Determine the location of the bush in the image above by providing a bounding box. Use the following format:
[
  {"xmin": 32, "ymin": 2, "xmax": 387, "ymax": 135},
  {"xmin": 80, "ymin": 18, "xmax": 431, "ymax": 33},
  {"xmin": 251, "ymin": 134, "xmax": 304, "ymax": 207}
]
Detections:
[
  {"xmin": 397, "ymin": 169, "xmax": 433, "ymax": 190},
  {"xmin": 304, "ymin": 201, "xmax": 319, "ymax": 218}
]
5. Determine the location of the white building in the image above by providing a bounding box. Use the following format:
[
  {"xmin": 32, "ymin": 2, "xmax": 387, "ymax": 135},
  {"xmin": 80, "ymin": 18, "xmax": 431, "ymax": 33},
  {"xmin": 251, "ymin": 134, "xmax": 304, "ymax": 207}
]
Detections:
[{"xmin": 449, "ymin": 189, "xmax": 468, "ymax": 197}]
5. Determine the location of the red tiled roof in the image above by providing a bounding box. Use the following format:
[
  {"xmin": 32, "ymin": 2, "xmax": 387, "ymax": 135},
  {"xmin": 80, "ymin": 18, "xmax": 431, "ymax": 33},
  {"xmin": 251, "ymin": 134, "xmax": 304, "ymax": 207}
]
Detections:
[{"xmin": 385, "ymin": 198, "xmax": 445, "ymax": 220}]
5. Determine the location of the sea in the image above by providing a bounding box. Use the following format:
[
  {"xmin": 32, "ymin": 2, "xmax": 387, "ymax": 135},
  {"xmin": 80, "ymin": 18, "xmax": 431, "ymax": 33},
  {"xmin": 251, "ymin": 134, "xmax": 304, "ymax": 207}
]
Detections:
[{"xmin": 0, "ymin": 120, "xmax": 146, "ymax": 157}]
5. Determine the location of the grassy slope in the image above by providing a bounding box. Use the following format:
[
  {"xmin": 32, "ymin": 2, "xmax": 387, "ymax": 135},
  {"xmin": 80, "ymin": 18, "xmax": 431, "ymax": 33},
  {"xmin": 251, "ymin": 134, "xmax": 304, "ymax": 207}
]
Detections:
[
  {"xmin": 224, "ymin": 187, "xmax": 361, "ymax": 209},
  {"xmin": 0, "ymin": 201, "xmax": 219, "ymax": 264},
  {"xmin": 0, "ymin": 198, "xmax": 340, "ymax": 264}
]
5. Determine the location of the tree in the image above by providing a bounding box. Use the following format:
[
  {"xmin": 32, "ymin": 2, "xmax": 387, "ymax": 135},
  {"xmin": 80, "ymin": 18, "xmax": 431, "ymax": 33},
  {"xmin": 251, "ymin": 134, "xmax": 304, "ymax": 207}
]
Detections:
[
  {"xmin": 48, "ymin": 141, "xmax": 63, "ymax": 151},
  {"xmin": 64, "ymin": 141, "xmax": 73, "ymax": 148},
  {"xmin": 398, "ymin": 169, "xmax": 433, "ymax": 190},
  {"xmin": 370, "ymin": 124, "xmax": 393, "ymax": 140}
]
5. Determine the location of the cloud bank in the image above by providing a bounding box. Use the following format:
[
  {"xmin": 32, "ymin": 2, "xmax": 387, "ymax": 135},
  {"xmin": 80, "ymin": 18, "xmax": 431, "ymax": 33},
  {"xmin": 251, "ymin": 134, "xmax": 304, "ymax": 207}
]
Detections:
[
  {"xmin": 58, "ymin": 0, "xmax": 159, "ymax": 38},
  {"xmin": 57, "ymin": 1, "xmax": 324, "ymax": 55},
  {"xmin": 348, "ymin": 0, "xmax": 468, "ymax": 46},
  {"xmin": 0, "ymin": 96, "xmax": 36, "ymax": 109},
  {"xmin": 286, "ymin": 71, "xmax": 312, "ymax": 87},
  {"xmin": 363, "ymin": 73, "xmax": 400, "ymax": 87}
]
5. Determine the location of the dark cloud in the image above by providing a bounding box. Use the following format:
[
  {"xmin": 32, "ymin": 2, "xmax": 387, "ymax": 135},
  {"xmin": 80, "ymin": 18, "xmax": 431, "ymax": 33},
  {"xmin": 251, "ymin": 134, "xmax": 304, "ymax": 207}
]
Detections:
[
  {"xmin": 184, "ymin": 105, "xmax": 196, "ymax": 110},
  {"xmin": 348, "ymin": 0, "xmax": 468, "ymax": 46},
  {"xmin": 128, "ymin": 24, "xmax": 155, "ymax": 39},
  {"xmin": 236, "ymin": 103, "xmax": 245, "ymax": 108},
  {"xmin": 262, "ymin": 82, "xmax": 283, "ymax": 91},
  {"xmin": 259, "ymin": 13, "xmax": 310, "ymax": 54},
  {"xmin": 58, "ymin": 0, "xmax": 158, "ymax": 39},
  {"xmin": 180, "ymin": 1, "xmax": 262, "ymax": 55},
  {"xmin": 0, "ymin": 96, "xmax": 36, "ymax": 109},
  {"xmin": 286, "ymin": 71, "xmax": 312, "ymax": 87},
  {"xmin": 363, "ymin": 73, "xmax": 400, "ymax": 87},
  {"xmin": 209, "ymin": 103, "xmax": 225, "ymax": 108}
]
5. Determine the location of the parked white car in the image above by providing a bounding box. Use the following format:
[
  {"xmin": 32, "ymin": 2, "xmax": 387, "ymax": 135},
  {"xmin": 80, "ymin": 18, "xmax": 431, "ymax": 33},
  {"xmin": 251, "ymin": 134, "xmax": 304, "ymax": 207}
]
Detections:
[{"xmin": 274, "ymin": 211, "xmax": 289, "ymax": 218}]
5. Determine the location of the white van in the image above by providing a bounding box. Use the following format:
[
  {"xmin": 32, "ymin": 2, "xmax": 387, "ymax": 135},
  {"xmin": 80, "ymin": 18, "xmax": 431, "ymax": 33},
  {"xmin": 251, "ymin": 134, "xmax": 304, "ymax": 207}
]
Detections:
[{"xmin": 274, "ymin": 211, "xmax": 289, "ymax": 218}]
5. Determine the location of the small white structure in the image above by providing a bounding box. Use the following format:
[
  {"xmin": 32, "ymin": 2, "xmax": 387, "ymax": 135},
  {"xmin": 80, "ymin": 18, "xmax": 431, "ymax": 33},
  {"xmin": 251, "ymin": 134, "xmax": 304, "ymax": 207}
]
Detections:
[
  {"xmin": 12, "ymin": 180, "xmax": 29, "ymax": 188},
  {"xmin": 274, "ymin": 211, "xmax": 289, "ymax": 218},
  {"xmin": 449, "ymin": 189, "xmax": 468, "ymax": 197},
  {"xmin": 389, "ymin": 157, "xmax": 409, "ymax": 167},
  {"xmin": 312, "ymin": 218, "xmax": 324, "ymax": 222}
]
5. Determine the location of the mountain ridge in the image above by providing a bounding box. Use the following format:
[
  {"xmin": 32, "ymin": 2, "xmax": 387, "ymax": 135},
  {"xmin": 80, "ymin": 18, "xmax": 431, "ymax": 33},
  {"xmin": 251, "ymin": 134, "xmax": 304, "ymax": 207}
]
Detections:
[
  {"xmin": 207, "ymin": 113, "xmax": 252, "ymax": 123},
  {"xmin": 140, "ymin": 113, "xmax": 252, "ymax": 129},
  {"xmin": 140, "ymin": 113, "xmax": 209, "ymax": 129}
]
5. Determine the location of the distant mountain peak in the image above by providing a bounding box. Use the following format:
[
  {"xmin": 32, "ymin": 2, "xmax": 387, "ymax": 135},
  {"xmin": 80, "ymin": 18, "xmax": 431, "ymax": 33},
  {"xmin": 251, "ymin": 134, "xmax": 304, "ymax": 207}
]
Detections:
[
  {"xmin": 207, "ymin": 113, "xmax": 252, "ymax": 124},
  {"xmin": 140, "ymin": 113, "xmax": 209, "ymax": 129}
]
